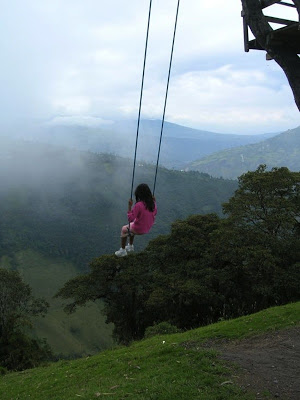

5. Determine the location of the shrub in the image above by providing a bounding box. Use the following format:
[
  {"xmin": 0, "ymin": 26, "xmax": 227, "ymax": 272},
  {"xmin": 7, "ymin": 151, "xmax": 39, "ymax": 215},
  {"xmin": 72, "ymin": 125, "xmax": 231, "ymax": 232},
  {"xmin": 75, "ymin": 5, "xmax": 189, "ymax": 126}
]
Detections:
[{"xmin": 144, "ymin": 322, "xmax": 181, "ymax": 338}]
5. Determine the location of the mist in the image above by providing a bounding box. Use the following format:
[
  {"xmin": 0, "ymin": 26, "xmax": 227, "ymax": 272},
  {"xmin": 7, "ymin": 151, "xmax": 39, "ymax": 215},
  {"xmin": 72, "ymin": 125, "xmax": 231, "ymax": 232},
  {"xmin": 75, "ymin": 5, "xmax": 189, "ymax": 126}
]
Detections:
[{"xmin": 0, "ymin": 134, "xmax": 240, "ymax": 268}]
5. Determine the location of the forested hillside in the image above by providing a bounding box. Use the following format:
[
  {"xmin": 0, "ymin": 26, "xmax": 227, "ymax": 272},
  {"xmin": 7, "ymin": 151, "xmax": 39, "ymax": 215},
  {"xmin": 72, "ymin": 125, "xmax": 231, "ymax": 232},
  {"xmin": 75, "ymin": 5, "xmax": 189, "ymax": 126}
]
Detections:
[
  {"xmin": 0, "ymin": 137, "xmax": 237, "ymax": 267},
  {"xmin": 187, "ymin": 126, "xmax": 300, "ymax": 178},
  {"xmin": 0, "ymin": 137, "xmax": 237, "ymax": 358}
]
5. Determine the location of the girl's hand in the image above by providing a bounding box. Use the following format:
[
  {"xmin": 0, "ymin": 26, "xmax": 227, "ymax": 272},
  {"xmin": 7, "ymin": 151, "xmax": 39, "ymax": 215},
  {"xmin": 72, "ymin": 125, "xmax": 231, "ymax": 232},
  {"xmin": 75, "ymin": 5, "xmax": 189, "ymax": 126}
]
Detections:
[
  {"xmin": 153, "ymin": 196, "xmax": 156, "ymax": 202},
  {"xmin": 128, "ymin": 199, "xmax": 133, "ymax": 210}
]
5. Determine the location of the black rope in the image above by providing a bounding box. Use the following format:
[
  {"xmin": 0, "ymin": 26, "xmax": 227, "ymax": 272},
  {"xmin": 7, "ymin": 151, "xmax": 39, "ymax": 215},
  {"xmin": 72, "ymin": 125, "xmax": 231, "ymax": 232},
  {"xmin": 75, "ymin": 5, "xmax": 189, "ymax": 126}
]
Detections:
[
  {"xmin": 130, "ymin": 0, "xmax": 152, "ymax": 200},
  {"xmin": 152, "ymin": 0, "xmax": 180, "ymax": 196}
]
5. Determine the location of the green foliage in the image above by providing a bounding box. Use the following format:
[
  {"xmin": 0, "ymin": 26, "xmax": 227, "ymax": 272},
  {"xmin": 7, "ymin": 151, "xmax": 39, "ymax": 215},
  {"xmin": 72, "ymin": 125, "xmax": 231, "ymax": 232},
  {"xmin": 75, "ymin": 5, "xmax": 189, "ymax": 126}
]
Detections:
[
  {"xmin": 0, "ymin": 268, "xmax": 52, "ymax": 370},
  {"xmin": 57, "ymin": 166, "xmax": 300, "ymax": 344},
  {"xmin": 0, "ymin": 268, "xmax": 48, "ymax": 339},
  {"xmin": 144, "ymin": 322, "xmax": 181, "ymax": 338},
  {"xmin": 223, "ymin": 165, "xmax": 300, "ymax": 239},
  {"xmin": 0, "ymin": 333, "xmax": 52, "ymax": 371},
  {"xmin": 0, "ymin": 302, "xmax": 299, "ymax": 400}
]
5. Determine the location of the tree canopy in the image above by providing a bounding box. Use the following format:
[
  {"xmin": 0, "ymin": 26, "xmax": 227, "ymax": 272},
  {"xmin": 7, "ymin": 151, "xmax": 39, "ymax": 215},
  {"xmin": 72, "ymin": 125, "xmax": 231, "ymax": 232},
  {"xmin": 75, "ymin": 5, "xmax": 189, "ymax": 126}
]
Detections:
[{"xmin": 57, "ymin": 166, "xmax": 300, "ymax": 344}]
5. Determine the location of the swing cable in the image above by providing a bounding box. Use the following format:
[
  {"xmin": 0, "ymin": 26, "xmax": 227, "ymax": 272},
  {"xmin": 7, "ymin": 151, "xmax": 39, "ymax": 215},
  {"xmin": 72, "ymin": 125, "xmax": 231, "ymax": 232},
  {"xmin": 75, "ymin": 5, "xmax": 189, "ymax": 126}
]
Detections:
[
  {"xmin": 130, "ymin": 0, "xmax": 153, "ymax": 200},
  {"xmin": 130, "ymin": 0, "xmax": 180, "ymax": 200},
  {"xmin": 152, "ymin": 0, "xmax": 180, "ymax": 196}
]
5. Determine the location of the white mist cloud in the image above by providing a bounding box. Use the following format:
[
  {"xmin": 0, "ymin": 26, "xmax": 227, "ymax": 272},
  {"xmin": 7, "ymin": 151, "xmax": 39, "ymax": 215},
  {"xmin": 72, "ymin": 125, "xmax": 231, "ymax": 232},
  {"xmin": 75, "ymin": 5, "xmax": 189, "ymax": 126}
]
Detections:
[
  {"xmin": 0, "ymin": 0, "xmax": 299, "ymax": 135},
  {"xmin": 46, "ymin": 116, "xmax": 114, "ymax": 127}
]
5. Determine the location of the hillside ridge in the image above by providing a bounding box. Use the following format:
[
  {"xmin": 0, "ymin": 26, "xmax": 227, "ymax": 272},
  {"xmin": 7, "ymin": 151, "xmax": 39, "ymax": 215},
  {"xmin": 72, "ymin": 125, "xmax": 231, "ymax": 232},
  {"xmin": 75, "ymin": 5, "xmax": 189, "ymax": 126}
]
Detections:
[{"xmin": 187, "ymin": 126, "xmax": 300, "ymax": 178}]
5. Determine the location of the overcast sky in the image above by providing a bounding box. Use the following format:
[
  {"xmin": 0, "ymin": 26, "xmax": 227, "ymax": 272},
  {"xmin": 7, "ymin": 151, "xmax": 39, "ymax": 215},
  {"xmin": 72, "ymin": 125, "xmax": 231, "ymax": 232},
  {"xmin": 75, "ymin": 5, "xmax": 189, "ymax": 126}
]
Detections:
[{"xmin": 1, "ymin": 0, "xmax": 299, "ymax": 135}]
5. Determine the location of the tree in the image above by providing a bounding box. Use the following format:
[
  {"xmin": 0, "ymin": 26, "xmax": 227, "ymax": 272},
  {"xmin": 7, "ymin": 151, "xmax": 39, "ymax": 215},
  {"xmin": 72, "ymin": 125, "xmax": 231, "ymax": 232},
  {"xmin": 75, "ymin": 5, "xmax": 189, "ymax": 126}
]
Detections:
[
  {"xmin": 241, "ymin": 0, "xmax": 300, "ymax": 110},
  {"xmin": 57, "ymin": 214, "xmax": 228, "ymax": 343},
  {"xmin": 219, "ymin": 165, "xmax": 300, "ymax": 310},
  {"xmin": 223, "ymin": 165, "xmax": 300, "ymax": 244},
  {"xmin": 0, "ymin": 268, "xmax": 51, "ymax": 370}
]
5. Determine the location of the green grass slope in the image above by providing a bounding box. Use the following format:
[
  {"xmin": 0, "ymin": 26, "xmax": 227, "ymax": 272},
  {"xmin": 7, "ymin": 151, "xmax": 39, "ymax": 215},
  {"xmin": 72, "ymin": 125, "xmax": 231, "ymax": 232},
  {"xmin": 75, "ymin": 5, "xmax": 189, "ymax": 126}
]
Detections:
[
  {"xmin": 0, "ymin": 250, "xmax": 114, "ymax": 358},
  {"xmin": 187, "ymin": 126, "xmax": 300, "ymax": 179},
  {"xmin": 1, "ymin": 302, "xmax": 299, "ymax": 400}
]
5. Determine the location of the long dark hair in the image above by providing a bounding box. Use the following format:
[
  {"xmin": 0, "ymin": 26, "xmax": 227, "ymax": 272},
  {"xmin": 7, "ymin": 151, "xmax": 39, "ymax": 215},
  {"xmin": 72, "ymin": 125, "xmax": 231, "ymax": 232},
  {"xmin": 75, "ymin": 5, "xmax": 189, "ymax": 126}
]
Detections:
[{"xmin": 135, "ymin": 183, "xmax": 155, "ymax": 212}]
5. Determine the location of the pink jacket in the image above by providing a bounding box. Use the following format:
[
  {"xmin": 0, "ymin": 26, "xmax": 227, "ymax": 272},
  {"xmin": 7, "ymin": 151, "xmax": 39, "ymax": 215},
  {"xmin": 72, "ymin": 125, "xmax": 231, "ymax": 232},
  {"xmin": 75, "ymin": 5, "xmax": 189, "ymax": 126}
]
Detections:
[{"xmin": 127, "ymin": 201, "xmax": 157, "ymax": 234}]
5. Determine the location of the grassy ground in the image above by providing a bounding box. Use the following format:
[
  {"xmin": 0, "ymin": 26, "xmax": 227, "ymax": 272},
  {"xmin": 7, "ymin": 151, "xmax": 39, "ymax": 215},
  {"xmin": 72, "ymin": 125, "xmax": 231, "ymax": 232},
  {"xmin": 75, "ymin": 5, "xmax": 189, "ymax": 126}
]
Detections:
[{"xmin": 0, "ymin": 302, "xmax": 299, "ymax": 400}]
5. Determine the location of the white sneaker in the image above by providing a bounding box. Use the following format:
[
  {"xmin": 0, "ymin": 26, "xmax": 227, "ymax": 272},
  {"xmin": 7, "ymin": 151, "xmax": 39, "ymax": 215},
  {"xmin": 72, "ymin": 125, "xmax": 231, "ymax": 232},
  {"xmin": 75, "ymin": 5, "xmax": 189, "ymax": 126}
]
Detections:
[
  {"xmin": 115, "ymin": 248, "xmax": 127, "ymax": 257},
  {"xmin": 125, "ymin": 244, "xmax": 134, "ymax": 253}
]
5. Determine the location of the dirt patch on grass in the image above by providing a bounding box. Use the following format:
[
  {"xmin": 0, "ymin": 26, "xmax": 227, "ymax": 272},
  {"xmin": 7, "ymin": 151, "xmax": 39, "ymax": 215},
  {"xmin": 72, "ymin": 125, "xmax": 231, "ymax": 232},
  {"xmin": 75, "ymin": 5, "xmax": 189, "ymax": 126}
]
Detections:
[{"xmin": 218, "ymin": 326, "xmax": 300, "ymax": 400}]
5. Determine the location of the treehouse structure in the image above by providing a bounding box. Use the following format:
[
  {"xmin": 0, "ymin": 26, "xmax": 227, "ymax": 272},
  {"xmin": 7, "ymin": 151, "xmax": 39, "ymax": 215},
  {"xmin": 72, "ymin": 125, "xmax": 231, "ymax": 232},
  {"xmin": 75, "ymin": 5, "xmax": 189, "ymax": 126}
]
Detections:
[{"xmin": 242, "ymin": 0, "xmax": 300, "ymax": 56}]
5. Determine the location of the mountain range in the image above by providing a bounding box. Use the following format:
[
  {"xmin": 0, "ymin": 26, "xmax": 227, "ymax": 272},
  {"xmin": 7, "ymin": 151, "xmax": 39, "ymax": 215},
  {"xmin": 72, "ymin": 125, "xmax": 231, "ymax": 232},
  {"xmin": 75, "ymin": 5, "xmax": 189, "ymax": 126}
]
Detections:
[
  {"xmin": 29, "ymin": 119, "xmax": 278, "ymax": 169},
  {"xmin": 187, "ymin": 126, "xmax": 300, "ymax": 179}
]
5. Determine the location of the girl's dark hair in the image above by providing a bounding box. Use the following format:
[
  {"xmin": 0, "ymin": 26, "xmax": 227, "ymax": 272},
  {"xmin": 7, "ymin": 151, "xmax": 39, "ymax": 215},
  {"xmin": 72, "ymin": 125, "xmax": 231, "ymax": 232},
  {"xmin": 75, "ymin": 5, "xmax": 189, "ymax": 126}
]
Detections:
[{"xmin": 135, "ymin": 183, "xmax": 155, "ymax": 212}]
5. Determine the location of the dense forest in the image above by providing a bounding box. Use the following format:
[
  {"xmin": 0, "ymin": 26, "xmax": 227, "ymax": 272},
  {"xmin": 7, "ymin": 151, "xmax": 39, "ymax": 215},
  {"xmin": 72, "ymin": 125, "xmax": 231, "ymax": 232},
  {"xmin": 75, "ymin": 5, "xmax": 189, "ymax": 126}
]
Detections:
[{"xmin": 58, "ymin": 166, "xmax": 300, "ymax": 344}]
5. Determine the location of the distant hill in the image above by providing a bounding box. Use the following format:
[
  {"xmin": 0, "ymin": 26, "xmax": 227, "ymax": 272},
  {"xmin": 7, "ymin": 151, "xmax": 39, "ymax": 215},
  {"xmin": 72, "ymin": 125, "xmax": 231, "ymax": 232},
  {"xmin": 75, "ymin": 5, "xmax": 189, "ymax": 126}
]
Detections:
[
  {"xmin": 30, "ymin": 119, "xmax": 278, "ymax": 169},
  {"xmin": 186, "ymin": 126, "xmax": 300, "ymax": 179}
]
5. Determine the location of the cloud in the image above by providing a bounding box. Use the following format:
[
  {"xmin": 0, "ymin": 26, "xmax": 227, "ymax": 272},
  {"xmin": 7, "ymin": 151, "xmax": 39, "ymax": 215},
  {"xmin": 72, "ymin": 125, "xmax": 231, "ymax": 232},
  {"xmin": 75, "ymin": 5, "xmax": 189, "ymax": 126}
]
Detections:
[
  {"xmin": 46, "ymin": 116, "xmax": 114, "ymax": 127},
  {"xmin": 52, "ymin": 97, "xmax": 92, "ymax": 115},
  {"xmin": 163, "ymin": 65, "xmax": 299, "ymax": 133},
  {"xmin": 0, "ymin": 0, "xmax": 299, "ymax": 135}
]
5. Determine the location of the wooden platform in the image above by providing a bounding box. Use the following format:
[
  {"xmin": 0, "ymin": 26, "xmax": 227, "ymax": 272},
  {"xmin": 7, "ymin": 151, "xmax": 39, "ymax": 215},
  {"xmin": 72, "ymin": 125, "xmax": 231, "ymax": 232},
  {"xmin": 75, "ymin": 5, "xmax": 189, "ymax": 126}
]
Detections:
[
  {"xmin": 248, "ymin": 23, "xmax": 300, "ymax": 53},
  {"xmin": 242, "ymin": 0, "xmax": 300, "ymax": 54}
]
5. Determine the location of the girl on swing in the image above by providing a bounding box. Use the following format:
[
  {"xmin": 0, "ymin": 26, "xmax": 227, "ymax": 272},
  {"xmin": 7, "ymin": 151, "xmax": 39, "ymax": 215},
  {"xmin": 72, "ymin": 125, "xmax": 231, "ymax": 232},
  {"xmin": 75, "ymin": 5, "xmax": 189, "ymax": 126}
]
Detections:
[{"xmin": 115, "ymin": 183, "xmax": 157, "ymax": 257}]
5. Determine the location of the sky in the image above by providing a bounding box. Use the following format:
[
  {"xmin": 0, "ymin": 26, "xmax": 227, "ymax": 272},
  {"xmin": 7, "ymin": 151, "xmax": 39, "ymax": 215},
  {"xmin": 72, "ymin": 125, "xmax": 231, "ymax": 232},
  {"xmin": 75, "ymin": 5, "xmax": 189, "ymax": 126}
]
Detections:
[{"xmin": 1, "ymin": 0, "xmax": 299, "ymax": 135}]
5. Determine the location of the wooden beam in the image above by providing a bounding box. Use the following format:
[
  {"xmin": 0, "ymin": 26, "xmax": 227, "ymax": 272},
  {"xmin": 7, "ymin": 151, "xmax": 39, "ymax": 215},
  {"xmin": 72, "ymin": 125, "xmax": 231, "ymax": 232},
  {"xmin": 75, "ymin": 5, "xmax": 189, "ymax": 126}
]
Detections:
[
  {"xmin": 280, "ymin": 1, "xmax": 297, "ymax": 7},
  {"xmin": 241, "ymin": 10, "xmax": 250, "ymax": 52},
  {"xmin": 246, "ymin": 23, "xmax": 300, "ymax": 53},
  {"xmin": 261, "ymin": 0, "xmax": 297, "ymax": 8},
  {"xmin": 265, "ymin": 15, "xmax": 297, "ymax": 24},
  {"xmin": 261, "ymin": 0, "xmax": 282, "ymax": 8},
  {"xmin": 248, "ymin": 38, "xmax": 264, "ymax": 50}
]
